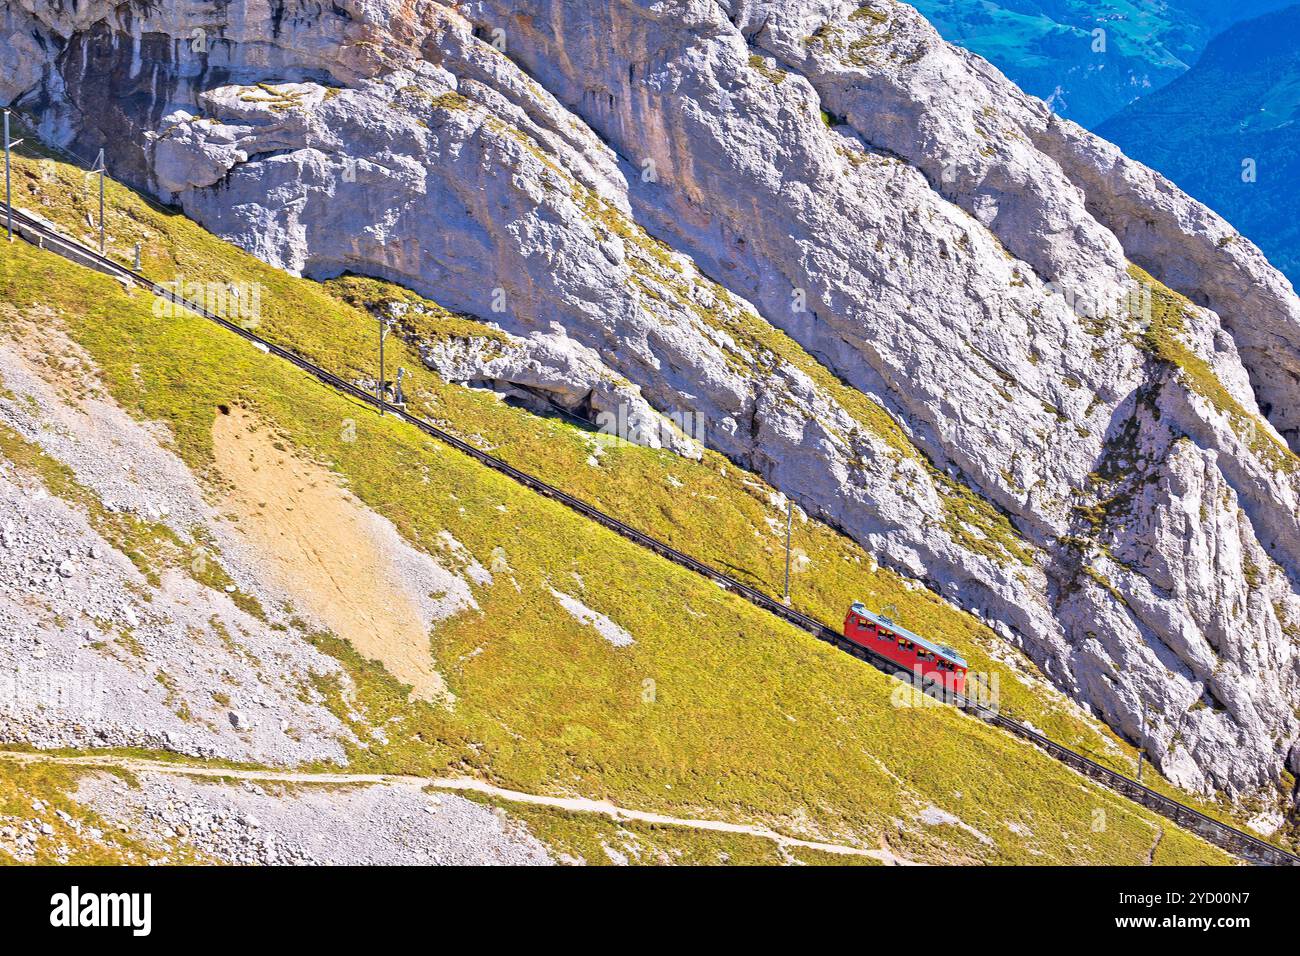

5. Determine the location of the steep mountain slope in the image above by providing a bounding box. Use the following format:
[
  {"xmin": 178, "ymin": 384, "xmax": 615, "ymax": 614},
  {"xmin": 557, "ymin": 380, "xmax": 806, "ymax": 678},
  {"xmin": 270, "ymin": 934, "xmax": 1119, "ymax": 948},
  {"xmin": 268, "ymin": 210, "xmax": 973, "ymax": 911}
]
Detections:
[
  {"xmin": 0, "ymin": 229, "xmax": 1234, "ymax": 864},
  {"xmin": 1099, "ymin": 4, "xmax": 1300, "ymax": 288},
  {"xmin": 2, "ymin": 0, "xmax": 1299, "ymax": 814},
  {"xmin": 907, "ymin": 0, "xmax": 1297, "ymax": 127},
  {"xmin": 3, "ymin": 135, "xmax": 1138, "ymax": 759}
]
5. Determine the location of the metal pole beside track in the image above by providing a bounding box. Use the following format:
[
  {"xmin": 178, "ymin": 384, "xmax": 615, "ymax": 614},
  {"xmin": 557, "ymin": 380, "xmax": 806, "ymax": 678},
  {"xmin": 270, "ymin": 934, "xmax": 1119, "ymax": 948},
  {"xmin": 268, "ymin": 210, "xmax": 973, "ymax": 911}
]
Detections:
[
  {"xmin": 1136, "ymin": 698, "xmax": 1147, "ymax": 783},
  {"xmin": 783, "ymin": 499, "xmax": 793, "ymax": 604},
  {"xmin": 4, "ymin": 111, "xmax": 11, "ymax": 243},
  {"xmin": 89, "ymin": 147, "xmax": 106, "ymax": 255},
  {"xmin": 99, "ymin": 159, "xmax": 105, "ymax": 255},
  {"xmin": 378, "ymin": 315, "xmax": 388, "ymax": 415}
]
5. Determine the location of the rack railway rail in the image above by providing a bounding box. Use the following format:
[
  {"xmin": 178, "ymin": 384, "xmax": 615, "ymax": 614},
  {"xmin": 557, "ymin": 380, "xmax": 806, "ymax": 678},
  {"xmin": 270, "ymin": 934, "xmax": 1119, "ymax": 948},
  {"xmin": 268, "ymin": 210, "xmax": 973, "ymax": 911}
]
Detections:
[{"xmin": 3, "ymin": 199, "xmax": 1296, "ymax": 866}]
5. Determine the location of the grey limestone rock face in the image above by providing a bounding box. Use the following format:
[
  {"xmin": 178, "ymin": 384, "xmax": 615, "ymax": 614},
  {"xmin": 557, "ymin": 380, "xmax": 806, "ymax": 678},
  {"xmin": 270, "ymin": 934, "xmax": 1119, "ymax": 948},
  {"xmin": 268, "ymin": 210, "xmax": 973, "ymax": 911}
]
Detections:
[{"xmin": 4, "ymin": 0, "xmax": 1300, "ymax": 808}]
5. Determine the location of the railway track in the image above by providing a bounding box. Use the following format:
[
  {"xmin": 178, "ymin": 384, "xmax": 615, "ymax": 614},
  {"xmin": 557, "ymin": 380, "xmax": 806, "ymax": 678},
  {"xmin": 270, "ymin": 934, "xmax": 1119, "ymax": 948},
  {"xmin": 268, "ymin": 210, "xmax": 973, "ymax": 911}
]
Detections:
[{"xmin": 3, "ymin": 200, "xmax": 1296, "ymax": 866}]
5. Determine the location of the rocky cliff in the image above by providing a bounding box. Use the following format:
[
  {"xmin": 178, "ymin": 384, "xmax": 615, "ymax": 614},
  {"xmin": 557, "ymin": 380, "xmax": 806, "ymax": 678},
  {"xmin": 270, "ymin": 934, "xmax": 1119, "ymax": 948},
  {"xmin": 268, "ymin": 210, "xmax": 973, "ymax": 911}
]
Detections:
[{"xmin": 3, "ymin": 0, "xmax": 1300, "ymax": 808}]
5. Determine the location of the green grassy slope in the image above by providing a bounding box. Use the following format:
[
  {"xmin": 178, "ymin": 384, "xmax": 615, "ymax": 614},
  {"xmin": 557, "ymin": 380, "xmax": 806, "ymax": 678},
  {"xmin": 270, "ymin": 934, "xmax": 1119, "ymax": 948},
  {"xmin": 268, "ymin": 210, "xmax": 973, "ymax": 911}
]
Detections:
[{"xmin": 0, "ymin": 228, "xmax": 1235, "ymax": 865}]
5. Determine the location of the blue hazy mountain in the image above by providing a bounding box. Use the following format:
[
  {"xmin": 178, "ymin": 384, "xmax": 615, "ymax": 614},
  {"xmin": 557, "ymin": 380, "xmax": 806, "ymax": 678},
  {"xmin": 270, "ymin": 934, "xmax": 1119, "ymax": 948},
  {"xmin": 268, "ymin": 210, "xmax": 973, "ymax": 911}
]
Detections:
[
  {"xmin": 1098, "ymin": 5, "xmax": 1300, "ymax": 287},
  {"xmin": 910, "ymin": 0, "xmax": 1296, "ymax": 127}
]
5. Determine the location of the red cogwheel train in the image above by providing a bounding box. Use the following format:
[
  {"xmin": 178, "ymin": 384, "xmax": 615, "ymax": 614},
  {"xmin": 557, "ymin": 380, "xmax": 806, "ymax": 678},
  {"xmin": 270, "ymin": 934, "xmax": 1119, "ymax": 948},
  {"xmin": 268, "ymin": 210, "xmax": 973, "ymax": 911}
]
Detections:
[{"xmin": 843, "ymin": 602, "xmax": 968, "ymax": 694}]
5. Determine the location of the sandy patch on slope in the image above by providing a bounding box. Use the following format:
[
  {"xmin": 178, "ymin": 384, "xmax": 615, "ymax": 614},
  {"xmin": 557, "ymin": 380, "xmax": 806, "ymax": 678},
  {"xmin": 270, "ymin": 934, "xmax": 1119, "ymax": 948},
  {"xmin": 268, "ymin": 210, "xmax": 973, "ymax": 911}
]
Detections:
[{"xmin": 211, "ymin": 407, "xmax": 468, "ymax": 701}]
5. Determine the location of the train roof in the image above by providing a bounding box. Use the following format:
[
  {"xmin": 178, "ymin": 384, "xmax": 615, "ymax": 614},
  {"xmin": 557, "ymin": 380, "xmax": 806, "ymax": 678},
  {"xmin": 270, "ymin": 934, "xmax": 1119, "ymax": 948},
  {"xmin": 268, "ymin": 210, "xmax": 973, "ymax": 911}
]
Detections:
[{"xmin": 850, "ymin": 602, "xmax": 968, "ymax": 667}]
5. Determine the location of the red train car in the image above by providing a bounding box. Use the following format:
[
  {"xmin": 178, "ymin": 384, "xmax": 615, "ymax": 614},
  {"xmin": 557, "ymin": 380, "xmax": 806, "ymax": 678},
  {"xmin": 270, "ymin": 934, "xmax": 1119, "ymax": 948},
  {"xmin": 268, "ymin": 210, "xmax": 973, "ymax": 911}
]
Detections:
[{"xmin": 843, "ymin": 602, "xmax": 968, "ymax": 695}]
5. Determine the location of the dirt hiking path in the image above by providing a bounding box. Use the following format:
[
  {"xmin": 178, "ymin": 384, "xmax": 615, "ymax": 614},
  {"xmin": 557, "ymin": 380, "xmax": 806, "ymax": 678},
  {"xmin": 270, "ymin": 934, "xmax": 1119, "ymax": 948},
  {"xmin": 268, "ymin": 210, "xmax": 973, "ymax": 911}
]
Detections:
[{"xmin": 0, "ymin": 750, "xmax": 911, "ymax": 864}]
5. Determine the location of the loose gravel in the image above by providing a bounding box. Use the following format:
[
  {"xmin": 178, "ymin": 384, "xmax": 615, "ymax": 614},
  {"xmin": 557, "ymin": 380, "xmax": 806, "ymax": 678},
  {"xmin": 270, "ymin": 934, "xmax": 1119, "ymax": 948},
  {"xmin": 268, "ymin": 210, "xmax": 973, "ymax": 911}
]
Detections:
[
  {"xmin": 0, "ymin": 324, "xmax": 351, "ymax": 764},
  {"xmin": 75, "ymin": 771, "xmax": 554, "ymax": 865}
]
